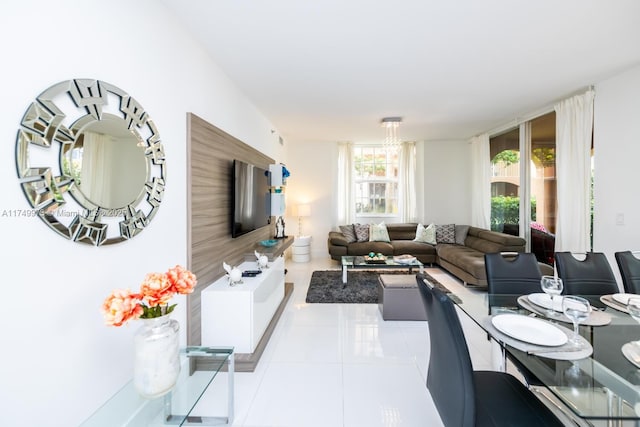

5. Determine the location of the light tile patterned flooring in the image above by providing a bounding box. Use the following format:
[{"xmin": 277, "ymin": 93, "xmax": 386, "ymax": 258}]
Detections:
[{"xmin": 192, "ymin": 257, "xmax": 495, "ymax": 427}]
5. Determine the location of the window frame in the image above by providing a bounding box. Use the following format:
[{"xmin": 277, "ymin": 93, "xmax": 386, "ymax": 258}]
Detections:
[{"xmin": 352, "ymin": 145, "xmax": 399, "ymax": 218}]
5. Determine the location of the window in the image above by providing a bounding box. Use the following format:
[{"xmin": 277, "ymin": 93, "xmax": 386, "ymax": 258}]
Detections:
[
  {"xmin": 489, "ymin": 112, "xmax": 559, "ymax": 266},
  {"xmin": 353, "ymin": 146, "xmax": 398, "ymax": 216}
]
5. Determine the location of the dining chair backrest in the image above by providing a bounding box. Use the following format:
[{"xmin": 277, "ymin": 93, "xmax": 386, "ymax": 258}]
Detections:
[
  {"xmin": 615, "ymin": 251, "xmax": 640, "ymax": 294},
  {"xmin": 485, "ymin": 252, "xmax": 543, "ymax": 295},
  {"xmin": 415, "ymin": 274, "xmax": 475, "ymax": 427},
  {"xmin": 554, "ymin": 251, "xmax": 619, "ymax": 295}
]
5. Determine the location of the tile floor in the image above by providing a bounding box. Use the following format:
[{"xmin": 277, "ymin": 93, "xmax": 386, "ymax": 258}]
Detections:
[{"xmin": 193, "ymin": 256, "xmax": 495, "ymax": 427}]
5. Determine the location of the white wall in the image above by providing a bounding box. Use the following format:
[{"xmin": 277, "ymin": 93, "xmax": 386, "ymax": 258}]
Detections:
[
  {"xmin": 0, "ymin": 1, "xmax": 280, "ymax": 426},
  {"xmin": 593, "ymin": 64, "xmax": 640, "ymax": 271},
  {"xmin": 422, "ymin": 140, "xmax": 471, "ymax": 225},
  {"xmin": 282, "ymin": 140, "xmax": 337, "ymax": 259}
]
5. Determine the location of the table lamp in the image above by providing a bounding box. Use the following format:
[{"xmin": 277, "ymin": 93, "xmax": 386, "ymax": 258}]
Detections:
[{"xmin": 296, "ymin": 203, "xmax": 311, "ymax": 237}]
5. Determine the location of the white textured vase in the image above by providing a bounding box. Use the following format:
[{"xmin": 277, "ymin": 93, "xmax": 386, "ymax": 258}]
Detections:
[{"xmin": 133, "ymin": 314, "xmax": 180, "ymax": 399}]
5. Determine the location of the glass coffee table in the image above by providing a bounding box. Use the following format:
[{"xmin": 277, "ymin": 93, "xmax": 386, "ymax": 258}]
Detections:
[{"xmin": 341, "ymin": 255, "xmax": 424, "ymax": 284}]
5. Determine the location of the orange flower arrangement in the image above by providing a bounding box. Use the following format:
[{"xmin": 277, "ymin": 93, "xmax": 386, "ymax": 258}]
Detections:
[{"xmin": 102, "ymin": 265, "xmax": 197, "ymax": 326}]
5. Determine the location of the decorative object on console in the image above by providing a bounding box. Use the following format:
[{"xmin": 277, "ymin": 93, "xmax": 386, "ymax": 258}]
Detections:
[
  {"xmin": 100, "ymin": 265, "xmax": 196, "ymax": 398},
  {"xmin": 275, "ymin": 216, "xmax": 286, "ymax": 238},
  {"xmin": 259, "ymin": 239, "xmax": 278, "ymax": 247},
  {"xmin": 223, "ymin": 262, "xmax": 243, "ymax": 286},
  {"xmin": 16, "ymin": 79, "xmax": 167, "ymax": 246},
  {"xmin": 254, "ymin": 250, "xmax": 269, "ymax": 269}
]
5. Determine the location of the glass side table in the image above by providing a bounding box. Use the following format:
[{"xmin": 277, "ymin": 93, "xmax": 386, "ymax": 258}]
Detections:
[{"xmin": 81, "ymin": 347, "xmax": 234, "ymax": 427}]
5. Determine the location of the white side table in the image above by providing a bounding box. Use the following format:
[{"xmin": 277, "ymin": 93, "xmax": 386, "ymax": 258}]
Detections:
[{"xmin": 291, "ymin": 235, "xmax": 311, "ymax": 263}]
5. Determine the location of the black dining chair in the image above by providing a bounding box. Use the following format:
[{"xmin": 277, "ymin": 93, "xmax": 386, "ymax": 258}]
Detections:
[
  {"xmin": 484, "ymin": 252, "xmax": 544, "ymax": 386},
  {"xmin": 615, "ymin": 251, "xmax": 640, "ymax": 294},
  {"xmin": 554, "ymin": 251, "xmax": 619, "ymax": 295},
  {"xmin": 485, "ymin": 252, "xmax": 543, "ymax": 296},
  {"xmin": 415, "ymin": 274, "xmax": 564, "ymax": 427}
]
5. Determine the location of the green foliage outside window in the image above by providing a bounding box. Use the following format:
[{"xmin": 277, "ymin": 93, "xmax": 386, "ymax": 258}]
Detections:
[
  {"xmin": 491, "ymin": 150, "xmax": 519, "ymax": 166},
  {"xmin": 491, "ymin": 196, "xmax": 537, "ymax": 231}
]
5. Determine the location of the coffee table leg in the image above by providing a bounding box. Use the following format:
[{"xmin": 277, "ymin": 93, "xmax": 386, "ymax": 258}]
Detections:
[{"xmin": 342, "ymin": 266, "xmax": 347, "ymax": 284}]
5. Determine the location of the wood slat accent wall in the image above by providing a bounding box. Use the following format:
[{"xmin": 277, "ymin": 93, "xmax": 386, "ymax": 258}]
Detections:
[{"xmin": 186, "ymin": 113, "xmax": 274, "ymax": 346}]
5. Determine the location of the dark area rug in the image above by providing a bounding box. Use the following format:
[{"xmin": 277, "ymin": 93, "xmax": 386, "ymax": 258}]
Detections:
[{"xmin": 305, "ymin": 270, "xmax": 450, "ymax": 304}]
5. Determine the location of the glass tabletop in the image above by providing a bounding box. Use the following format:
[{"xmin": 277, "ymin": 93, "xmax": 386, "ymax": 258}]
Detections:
[
  {"xmin": 341, "ymin": 255, "xmax": 423, "ymax": 268},
  {"xmin": 80, "ymin": 347, "xmax": 234, "ymax": 427},
  {"xmin": 448, "ymin": 290, "xmax": 640, "ymax": 420}
]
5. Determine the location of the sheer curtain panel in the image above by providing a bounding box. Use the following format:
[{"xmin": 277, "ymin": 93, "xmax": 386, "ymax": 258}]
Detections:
[
  {"xmin": 337, "ymin": 142, "xmax": 354, "ymax": 225},
  {"xmin": 555, "ymin": 90, "xmax": 594, "ymax": 252},
  {"xmin": 399, "ymin": 141, "xmax": 417, "ymax": 222},
  {"xmin": 470, "ymin": 133, "xmax": 491, "ymax": 229}
]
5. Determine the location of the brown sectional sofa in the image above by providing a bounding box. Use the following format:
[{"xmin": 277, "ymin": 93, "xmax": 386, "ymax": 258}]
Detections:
[{"xmin": 328, "ymin": 223, "xmax": 551, "ymax": 287}]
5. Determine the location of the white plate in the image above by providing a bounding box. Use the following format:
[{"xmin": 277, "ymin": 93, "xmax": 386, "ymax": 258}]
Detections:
[
  {"xmin": 612, "ymin": 293, "xmax": 640, "ymax": 305},
  {"xmin": 622, "ymin": 342, "xmax": 640, "ymax": 368},
  {"xmin": 491, "ymin": 313, "xmax": 568, "ymax": 346},
  {"xmin": 528, "ymin": 293, "xmax": 563, "ymax": 312}
]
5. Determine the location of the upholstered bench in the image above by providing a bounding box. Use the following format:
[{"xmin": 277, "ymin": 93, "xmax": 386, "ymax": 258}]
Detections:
[{"xmin": 377, "ymin": 274, "xmax": 428, "ymax": 321}]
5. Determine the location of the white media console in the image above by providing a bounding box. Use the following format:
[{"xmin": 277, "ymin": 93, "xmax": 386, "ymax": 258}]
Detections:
[{"xmin": 201, "ymin": 256, "xmax": 285, "ymax": 353}]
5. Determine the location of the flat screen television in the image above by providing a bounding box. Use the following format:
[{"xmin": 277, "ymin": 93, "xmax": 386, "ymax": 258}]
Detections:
[{"xmin": 231, "ymin": 159, "xmax": 271, "ymax": 238}]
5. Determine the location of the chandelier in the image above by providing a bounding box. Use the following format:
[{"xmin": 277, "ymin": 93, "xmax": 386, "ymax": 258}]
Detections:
[{"xmin": 381, "ymin": 117, "xmax": 402, "ymax": 151}]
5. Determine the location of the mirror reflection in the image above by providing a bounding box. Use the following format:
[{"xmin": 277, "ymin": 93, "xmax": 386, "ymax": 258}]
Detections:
[{"xmin": 63, "ymin": 115, "xmax": 148, "ymax": 209}]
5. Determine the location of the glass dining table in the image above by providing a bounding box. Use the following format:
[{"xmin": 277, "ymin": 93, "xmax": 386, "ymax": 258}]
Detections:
[{"xmin": 450, "ymin": 289, "xmax": 640, "ymax": 422}]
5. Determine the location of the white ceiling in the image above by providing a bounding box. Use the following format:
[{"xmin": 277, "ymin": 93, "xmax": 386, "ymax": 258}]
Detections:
[{"xmin": 161, "ymin": 0, "xmax": 640, "ymax": 143}]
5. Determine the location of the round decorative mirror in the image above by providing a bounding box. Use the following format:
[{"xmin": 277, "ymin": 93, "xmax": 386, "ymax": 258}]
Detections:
[{"xmin": 15, "ymin": 79, "xmax": 166, "ymax": 246}]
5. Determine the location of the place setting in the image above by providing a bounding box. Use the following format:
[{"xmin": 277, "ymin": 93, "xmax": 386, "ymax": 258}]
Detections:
[
  {"xmin": 517, "ymin": 275, "xmax": 612, "ymax": 326},
  {"xmin": 485, "ymin": 305, "xmax": 593, "ymax": 360},
  {"xmin": 600, "ymin": 292, "xmax": 640, "ymax": 313}
]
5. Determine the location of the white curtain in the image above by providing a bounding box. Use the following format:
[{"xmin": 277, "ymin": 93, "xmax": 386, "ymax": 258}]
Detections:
[
  {"xmin": 337, "ymin": 141, "xmax": 354, "ymax": 225},
  {"xmin": 81, "ymin": 132, "xmax": 113, "ymax": 206},
  {"xmin": 555, "ymin": 90, "xmax": 595, "ymax": 252},
  {"xmin": 399, "ymin": 141, "xmax": 417, "ymax": 222},
  {"xmin": 470, "ymin": 133, "xmax": 491, "ymax": 229}
]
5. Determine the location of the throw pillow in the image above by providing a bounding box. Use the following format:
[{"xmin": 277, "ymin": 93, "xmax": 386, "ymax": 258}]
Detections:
[
  {"xmin": 353, "ymin": 223, "xmax": 370, "ymax": 242},
  {"xmin": 455, "ymin": 225, "xmax": 470, "ymax": 245},
  {"xmin": 414, "ymin": 223, "xmax": 436, "ymax": 244},
  {"xmin": 339, "ymin": 224, "xmax": 357, "ymax": 243},
  {"xmin": 436, "ymin": 224, "xmax": 456, "ymax": 244},
  {"xmin": 369, "ymin": 222, "xmax": 391, "ymax": 242}
]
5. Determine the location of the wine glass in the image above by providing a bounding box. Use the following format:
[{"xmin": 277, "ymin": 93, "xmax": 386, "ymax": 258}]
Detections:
[
  {"xmin": 628, "ymin": 298, "xmax": 640, "ymax": 344},
  {"xmin": 562, "ymin": 295, "xmax": 591, "ymax": 347},
  {"xmin": 540, "ymin": 275, "xmax": 563, "ymax": 316},
  {"xmin": 628, "ymin": 298, "xmax": 640, "ymax": 324}
]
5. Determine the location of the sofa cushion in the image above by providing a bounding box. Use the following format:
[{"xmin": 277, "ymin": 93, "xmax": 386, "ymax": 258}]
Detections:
[
  {"xmin": 392, "ymin": 240, "xmax": 437, "ymax": 256},
  {"xmin": 339, "ymin": 225, "xmax": 357, "ymax": 243},
  {"xmin": 369, "ymin": 222, "xmax": 391, "ymax": 242},
  {"xmin": 437, "ymin": 244, "xmax": 487, "ymax": 279},
  {"xmin": 386, "ymin": 223, "xmax": 420, "ymax": 240},
  {"xmin": 466, "ymin": 227, "xmax": 526, "ymax": 253},
  {"xmin": 353, "ymin": 223, "xmax": 369, "ymax": 242},
  {"xmin": 414, "ymin": 223, "xmax": 436, "ymax": 244},
  {"xmin": 455, "ymin": 225, "xmax": 470, "ymax": 245},
  {"xmin": 347, "ymin": 241, "xmax": 394, "ymax": 256},
  {"xmin": 436, "ymin": 224, "xmax": 456, "ymax": 244}
]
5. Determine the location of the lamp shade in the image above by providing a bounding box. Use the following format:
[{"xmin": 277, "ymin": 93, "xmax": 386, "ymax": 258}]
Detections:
[{"xmin": 296, "ymin": 204, "xmax": 311, "ymax": 217}]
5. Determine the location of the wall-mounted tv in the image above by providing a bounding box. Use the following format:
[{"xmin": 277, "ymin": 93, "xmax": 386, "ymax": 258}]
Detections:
[{"xmin": 231, "ymin": 159, "xmax": 271, "ymax": 238}]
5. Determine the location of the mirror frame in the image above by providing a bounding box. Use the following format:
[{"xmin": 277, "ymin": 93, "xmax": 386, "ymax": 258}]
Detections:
[{"xmin": 15, "ymin": 79, "xmax": 167, "ymax": 246}]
